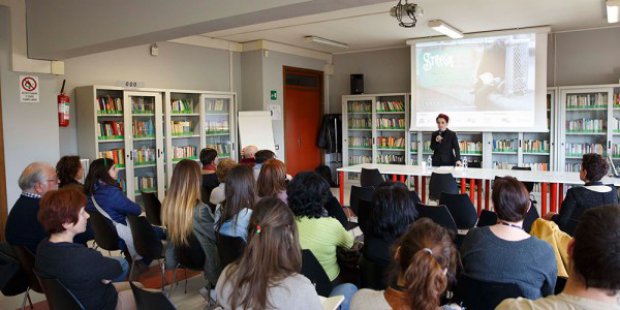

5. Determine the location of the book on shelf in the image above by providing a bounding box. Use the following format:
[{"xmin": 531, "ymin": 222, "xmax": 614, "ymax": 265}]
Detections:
[
  {"xmin": 98, "ymin": 148, "xmax": 125, "ymax": 166},
  {"xmin": 349, "ymin": 118, "xmax": 371, "ymax": 129},
  {"xmin": 132, "ymin": 97, "xmax": 154, "ymax": 114},
  {"xmin": 565, "ymin": 163, "xmax": 582, "ymax": 172},
  {"xmin": 612, "ymin": 144, "xmax": 620, "ymax": 158},
  {"xmin": 376, "ymin": 118, "xmax": 405, "ymax": 129},
  {"xmin": 377, "ymin": 136, "xmax": 405, "ymax": 149},
  {"xmin": 410, "ymin": 142, "xmax": 418, "ymax": 152},
  {"xmin": 376, "ymin": 101, "xmax": 404, "ymax": 112},
  {"xmin": 205, "ymin": 120, "xmax": 229, "ymax": 133},
  {"xmin": 566, "ymin": 93, "xmax": 607, "ymax": 108},
  {"xmin": 348, "ymin": 102, "xmax": 371, "ymax": 113},
  {"xmin": 98, "ymin": 121, "xmax": 125, "ymax": 139},
  {"xmin": 133, "ymin": 119, "xmax": 155, "ymax": 137},
  {"xmin": 205, "ymin": 99, "xmax": 227, "ymax": 112},
  {"xmin": 96, "ymin": 95, "xmax": 123, "ymax": 114},
  {"xmin": 206, "ymin": 143, "xmax": 231, "ymax": 156},
  {"xmin": 523, "ymin": 140, "xmax": 549, "ymax": 153},
  {"xmin": 173, "ymin": 145, "xmax": 197, "ymax": 160},
  {"xmin": 348, "ymin": 155, "xmax": 372, "ymax": 165},
  {"xmin": 349, "ymin": 137, "xmax": 372, "ymax": 148},
  {"xmin": 135, "ymin": 147, "xmax": 156, "ymax": 165},
  {"xmin": 171, "ymin": 99, "xmax": 194, "ymax": 114},
  {"xmin": 493, "ymin": 139, "xmax": 517, "ymax": 152},
  {"xmin": 565, "ymin": 143, "xmax": 604, "ymax": 157},
  {"xmin": 566, "ymin": 119, "xmax": 605, "ymax": 132},
  {"xmin": 134, "ymin": 176, "xmax": 156, "ymax": 192},
  {"xmin": 172, "ymin": 121, "xmax": 193, "ymax": 136},
  {"xmin": 459, "ymin": 140, "xmax": 482, "ymax": 154},
  {"xmin": 377, "ymin": 154, "xmax": 404, "ymax": 164}
]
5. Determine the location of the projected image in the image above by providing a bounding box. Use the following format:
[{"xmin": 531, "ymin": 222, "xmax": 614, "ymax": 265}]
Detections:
[{"xmin": 415, "ymin": 33, "xmax": 536, "ymax": 128}]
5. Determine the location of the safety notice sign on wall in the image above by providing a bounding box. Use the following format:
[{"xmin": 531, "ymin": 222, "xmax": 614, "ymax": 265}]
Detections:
[{"xmin": 20, "ymin": 75, "xmax": 39, "ymax": 103}]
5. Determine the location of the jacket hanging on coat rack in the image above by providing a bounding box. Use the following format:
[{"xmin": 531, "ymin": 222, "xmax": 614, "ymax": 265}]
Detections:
[{"xmin": 317, "ymin": 114, "xmax": 342, "ymax": 154}]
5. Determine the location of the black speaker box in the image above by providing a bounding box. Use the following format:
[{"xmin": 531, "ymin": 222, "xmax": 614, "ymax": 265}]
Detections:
[{"xmin": 350, "ymin": 74, "xmax": 364, "ymax": 94}]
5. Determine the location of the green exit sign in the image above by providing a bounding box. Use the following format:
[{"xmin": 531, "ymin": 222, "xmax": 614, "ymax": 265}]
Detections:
[{"xmin": 270, "ymin": 90, "xmax": 277, "ymax": 100}]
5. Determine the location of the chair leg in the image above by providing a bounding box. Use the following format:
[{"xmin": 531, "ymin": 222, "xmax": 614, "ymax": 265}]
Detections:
[
  {"xmin": 169, "ymin": 264, "xmax": 180, "ymax": 297},
  {"xmin": 21, "ymin": 287, "xmax": 30, "ymax": 310},
  {"xmin": 27, "ymin": 291, "xmax": 33, "ymax": 309},
  {"xmin": 159, "ymin": 259, "xmax": 167, "ymax": 290},
  {"xmin": 184, "ymin": 269, "xmax": 188, "ymax": 294}
]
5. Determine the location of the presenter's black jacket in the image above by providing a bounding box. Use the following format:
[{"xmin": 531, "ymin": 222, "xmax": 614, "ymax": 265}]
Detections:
[{"xmin": 430, "ymin": 129, "xmax": 460, "ymax": 166}]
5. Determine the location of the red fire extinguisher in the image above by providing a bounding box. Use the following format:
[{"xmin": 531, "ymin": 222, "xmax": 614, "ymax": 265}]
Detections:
[{"xmin": 58, "ymin": 79, "xmax": 70, "ymax": 127}]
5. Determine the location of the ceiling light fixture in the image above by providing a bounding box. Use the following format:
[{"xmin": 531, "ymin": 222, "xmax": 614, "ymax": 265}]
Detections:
[
  {"xmin": 607, "ymin": 0, "xmax": 620, "ymax": 23},
  {"xmin": 428, "ymin": 20, "xmax": 464, "ymax": 39},
  {"xmin": 304, "ymin": 36, "xmax": 348, "ymax": 49},
  {"xmin": 390, "ymin": 0, "xmax": 422, "ymax": 28}
]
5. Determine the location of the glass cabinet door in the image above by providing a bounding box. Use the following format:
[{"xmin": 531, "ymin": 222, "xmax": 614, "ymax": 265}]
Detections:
[{"xmin": 203, "ymin": 94, "xmax": 235, "ymax": 161}]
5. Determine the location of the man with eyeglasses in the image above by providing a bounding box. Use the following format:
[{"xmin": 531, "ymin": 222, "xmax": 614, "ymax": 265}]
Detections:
[{"xmin": 5, "ymin": 162, "xmax": 62, "ymax": 253}]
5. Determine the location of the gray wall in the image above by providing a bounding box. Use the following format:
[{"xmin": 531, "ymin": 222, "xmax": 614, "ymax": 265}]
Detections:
[
  {"xmin": 61, "ymin": 41, "xmax": 242, "ymax": 155},
  {"xmin": 0, "ymin": 7, "xmax": 61, "ymax": 209},
  {"xmin": 330, "ymin": 48, "xmax": 410, "ymax": 113},
  {"xmin": 240, "ymin": 50, "xmax": 264, "ymax": 111}
]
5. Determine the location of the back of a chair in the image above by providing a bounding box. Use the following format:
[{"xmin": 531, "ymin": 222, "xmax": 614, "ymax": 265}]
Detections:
[
  {"xmin": 360, "ymin": 168, "xmax": 384, "ymax": 188},
  {"xmin": 477, "ymin": 210, "xmax": 498, "ymax": 227},
  {"xmin": 216, "ymin": 233, "xmax": 246, "ymax": 269},
  {"xmin": 429, "ymin": 172, "xmax": 458, "ymax": 201},
  {"xmin": 359, "ymin": 256, "xmax": 387, "ymax": 290},
  {"xmin": 300, "ymin": 249, "xmax": 333, "ymax": 297},
  {"xmin": 349, "ymin": 185, "xmax": 374, "ymax": 215},
  {"xmin": 455, "ymin": 275, "xmax": 524, "ymax": 310},
  {"xmin": 417, "ymin": 204, "xmax": 458, "ymax": 234},
  {"xmin": 35, "ymin": 271, "xmax": 85, "ymax": 310},
  {"xmin": 127, "ymin": 215, "xmax": 162, "ymax": 260},
  {"xmin": 523, "ymin": 203, "xmax": 540, "ymax": 233},
  {"xmin": 130, "ymin": 281, "xmax": 176, "ymax": 310},
  {"xmin": 439, "ymin": 193, "xmax": 478, "ymax": 229},
  {"xmin": 87, "ymin": 209, "xmax": 121, "ymax": 251},
  {"xmin": 357, "ymin": 199, "xmax": 373, "ymax": 236},
  {"xmin": 12, "ymin": 246, "xmax": 43, "ymax": 293},
  {"xmin": 511, "ymin": 166, "xmax": 535, "ymax": 193},
  {"xmin": 175, "ymin": 233, "xmax": 206, "ymax": 271},
  {"xmin": 142, "ymin": 192, "xmax": 162, "ymax": 226}
]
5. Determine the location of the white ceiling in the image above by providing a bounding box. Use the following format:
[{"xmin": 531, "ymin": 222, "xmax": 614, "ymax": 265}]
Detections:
[{"xmin": 200, "ymin": 0, "xmax": 617, "ymax": 54}]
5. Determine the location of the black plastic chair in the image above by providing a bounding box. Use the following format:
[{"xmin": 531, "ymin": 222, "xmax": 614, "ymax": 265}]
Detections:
[
  {"xmin": 300, "ymin": 249, "xmax": 333, "ymax": 297},
  {"xmin": 34, "ymin": 270, "xmax": 85, "ymax": 310},
  {"xmin": 126, "ymin": 215, "xmax": 166, "ymax": 288},
  {"xmin": 360, "ymin": 168, "xmax": 384, "ymax": 188},
  {"xmin": 87, "ymin": 209, "xmax": 121, "ymax": 254},
  {"xmin": 349, "ymin": 185, "xmax": 374, "ymax": 215},
  {"xmin": 142, "ymin": 192, "xmax": 162, "ymax": 226},
  {"xmin": 477, "ymin": 210, "xmax": 498, "ymax": 227},
  {"xmin": 130, "ymin": 281, "xmax": 176, "ymax": 310},
  {"xmin": 173, "ymin": 233, "xmax": 206, "ymax": 294},
  {"xmin": 416, "ymin": 204, "xmax": 458, "ymax": 235},
  {"xmin": 555, "ymin": 276, "xmax": 568, "ymax": 295},
  {"xmin": 512, "ymin": 166, "xmax": 535, "ymax": 193},
  {"xmin": 439, "ymin": 193, "xmax": 478, "ymax": 230},
  {"xmin": 359, "ymin": 256, "xmax": 387, "ymax": 290},
  {"xmin": 428, "ymin": 172, "xmax": 458, "ymax": 201},
  {"xmin": 13, "ymin": 246, "xmax": 44, "ymax": 310},
  {"xmin": 357, "ymin": 199, "xmax": 373, "ymax": 236},
  {"xmin": 523, "ymin": 202, "xmax": 540, "ymax": 233},
  {"xmin": 454, "ymin": 275, "xmax": 524, "ymax": 310},
  {"xmin": 216, "ymin": 233, "xmax": 246, "ymax": 270}
]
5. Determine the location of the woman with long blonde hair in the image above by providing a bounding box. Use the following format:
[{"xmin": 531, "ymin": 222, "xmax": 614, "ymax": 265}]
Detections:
[{"xmin": 162, "ymin": 159, "xmax": 220, "ymax": 287}]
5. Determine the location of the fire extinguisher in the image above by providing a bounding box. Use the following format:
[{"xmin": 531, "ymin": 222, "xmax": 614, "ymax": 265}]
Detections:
[{"xmin": 58, "ymin": 79, "xmax": 70, "ymax": 127}]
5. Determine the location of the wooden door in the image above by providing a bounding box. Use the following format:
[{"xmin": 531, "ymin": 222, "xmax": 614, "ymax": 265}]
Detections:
[{"xmin": 284, "ymin": 67, "xmax": 323, "ymax": 176}]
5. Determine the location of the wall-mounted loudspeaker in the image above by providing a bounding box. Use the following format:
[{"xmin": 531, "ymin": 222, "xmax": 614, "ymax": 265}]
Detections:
[{"xmin": 350, "ymin": 74, "xmax": 364, "ymax": 94}]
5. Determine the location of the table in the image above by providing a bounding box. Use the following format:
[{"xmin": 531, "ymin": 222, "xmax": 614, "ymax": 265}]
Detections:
[{"xmin": 337, "ymin": 164, "xmax": 620, "ymax": 216}]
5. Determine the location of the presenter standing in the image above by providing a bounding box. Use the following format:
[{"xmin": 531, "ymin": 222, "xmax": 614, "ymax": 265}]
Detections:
[{"xmin": 430, "ymin": 113, "xmax": 462, "ymax": 167}]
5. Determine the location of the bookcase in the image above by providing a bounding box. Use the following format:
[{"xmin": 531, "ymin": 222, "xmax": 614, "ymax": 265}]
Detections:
[
  {"xmin": 342, "ymin": 93, "xmax": 409, "ymax": 170},
  {"xmin": 77, "ymin": 86, "xmax": 238, "ymax": 202},
  {"xmin": 557, "ymin": 84, "xmax": 620, "ymax": 172}
]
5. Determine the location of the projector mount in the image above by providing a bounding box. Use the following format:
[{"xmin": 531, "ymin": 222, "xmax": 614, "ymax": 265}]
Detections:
[{"xmin": 390, "ymin": 0, "xmax": 423, "ymax": 28}]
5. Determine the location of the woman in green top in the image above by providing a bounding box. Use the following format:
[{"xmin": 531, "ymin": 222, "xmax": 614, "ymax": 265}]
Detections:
[{"xmin": 287, "ymin": 172, "xmax": 354, "ymax": 282}]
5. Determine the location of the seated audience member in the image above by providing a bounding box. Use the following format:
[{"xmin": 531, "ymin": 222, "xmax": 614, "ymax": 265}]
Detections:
[
  {"xmin": 209, "ymin": 158, "xmax": 236, "ymax": 206},
  {"xmin": 460, "ymin": 176, "xmax": 557, "ymax": 299},
  {"xmin": 56, "ymin": 155, "xmax": 85, "ymax": 189},
  {"xmin": 315, "ymin": 165, "xmax": 337, "ymax": 188},
  {"xmin": 214, "ymin": 165, "xmax": 256, "ymax": 242},
  {"xmin": 253, "ymin": 149, "xmax": 276, "ymax": 179},
  {"xmin": 351, "ymin": 218, "xmax": 461, "ymax": 310},
  {"xmin": 200, "ymin": 148, "xmax": 220, "ymax": 203},
  {"xmin": 85, "ymin": 158, "xmax": 163, "ymax": 261},
  {"xmin": 216, "ymin": 198, "xmax": 322, "ymax": 310},
  {"xmin": 36, "ymin": 188, "xmax": 137, "ymax": 310},
  {"xmin": 543, "ymin": 153, "xmax": 618, "ymax": 236},
  {"xmin": 162, "ymin": 159, "xmax": 219, "ymax": 287},
  {"xmin": 6, "ymin": 162, "xmax": 90, "ymax": 253},
  {"xmin": 257, "ymin": 159, "xmax": 288, "ymax": 203},
  {"xmin": 287, "ymin": 172, "xmax": 354, "ymax": 282},
  {"xmin": 239, "ymin": 145, "xmax": 258, "ymax": 167},
  {"xmin": 363, "ymin": 182, "xmax": 418, "ymax": 278},
  {"xmin": 498, "ymin": 205, "xmax": 620, "ymax": 310}
]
